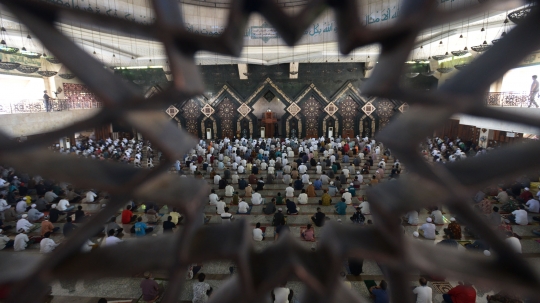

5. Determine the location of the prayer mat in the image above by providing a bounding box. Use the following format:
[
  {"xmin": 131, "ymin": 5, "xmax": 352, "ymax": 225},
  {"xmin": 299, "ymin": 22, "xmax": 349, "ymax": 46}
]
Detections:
[
  {"xmin": 535, "ymin": 239, "xmax": 540, "ymax": 245},
  {"xmin": 431, "ymin": 281, "xmax": 453, "ymax": 294},
  {"xmin": 457, "ymin": 240, "xmax": 472, "ymax": 247},
  {"xmin": 363, "ymin": 280, "xmax": 377, "ymax": 290}
]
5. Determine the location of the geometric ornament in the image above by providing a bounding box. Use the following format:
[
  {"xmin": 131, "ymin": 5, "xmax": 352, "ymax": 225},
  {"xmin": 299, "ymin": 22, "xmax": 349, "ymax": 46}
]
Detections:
[
  {"xmin": 165, "ymin": 105, "xmax": 179, "ymax": 119},
  {"xmin": 377, "ymin": 100, "xmax": 394, "ymax": 118},
  {"xmin": 324, "ymin": 102, "xmax": 338, "ymax": 116},
  {"xmin": 287, "ymin": 102, "xmax": 301, "ymax": 117},
  {"xmin": 361, "ymin": 102, "xmax": 376, "ymax": 116},
  {"xmin": 237, "ymin": 103, "xmax": 251, "ymax": 117},
  {"xmin": 201, "ymin": 104, "xmax": 215, "ymax": 117},
  {"xmin": 399, "ymin": 102, "xmax": 409, "ymax": 113}
]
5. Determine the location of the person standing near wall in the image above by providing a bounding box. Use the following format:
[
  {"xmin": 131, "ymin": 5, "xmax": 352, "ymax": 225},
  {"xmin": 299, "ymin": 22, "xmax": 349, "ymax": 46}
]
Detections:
[
  {"xmin": 529, "ymin": 75, "xmax": 539, "ymax": 108},
  {"xmin": 43, "ymin": 90, "xmax": 51, "ymax": 112}
]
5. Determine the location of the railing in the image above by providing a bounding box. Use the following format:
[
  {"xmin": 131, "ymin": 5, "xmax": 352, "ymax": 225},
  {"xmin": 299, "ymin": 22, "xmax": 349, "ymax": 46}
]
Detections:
[
  {"xmin": 485, "ymin": 91, "xmax": 533, "ymax": 107},
  {"xmin": 0, "ymin": 99, "xmax": 103, "ymax": 114}
]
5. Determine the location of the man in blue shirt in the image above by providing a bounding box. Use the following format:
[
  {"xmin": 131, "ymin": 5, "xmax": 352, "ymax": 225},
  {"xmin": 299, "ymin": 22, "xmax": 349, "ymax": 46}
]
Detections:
[
  {"xmin": 313, "ymin": 179, "xmax": 322, "ymax": 190},
  {"xmin": 334, "ymin": 198, "xmax": 347, "ymax": 215},
  {"xmin": 294, "ymin": 177, "xmax": 304, "ymax": 190},
  {"xmin": 134, "ymin": 217, "xmax": 154, "ymax": 236},
  {"xmin": 348, "ymin": 183, "xmax": 356, "ymax": 197}
]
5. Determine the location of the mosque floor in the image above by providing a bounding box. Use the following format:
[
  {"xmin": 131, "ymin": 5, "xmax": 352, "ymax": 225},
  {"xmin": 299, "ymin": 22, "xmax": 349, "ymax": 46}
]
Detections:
[{"xmin": 2, "ymin": 160, "xmax": 540, "ymax": 303}]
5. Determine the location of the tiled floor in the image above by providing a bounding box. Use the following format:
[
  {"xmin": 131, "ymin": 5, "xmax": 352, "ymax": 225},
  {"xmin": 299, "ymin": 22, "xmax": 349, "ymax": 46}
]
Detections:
[{"xmin": 3, "ymin": 161, "xmax": 540, "ymax": 303}]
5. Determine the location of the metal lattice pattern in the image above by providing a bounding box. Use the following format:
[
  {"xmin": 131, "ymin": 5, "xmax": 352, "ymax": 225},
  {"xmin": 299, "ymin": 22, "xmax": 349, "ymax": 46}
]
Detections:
[{"xmin": 1, "ymin": 0, "xmax": 540, "ymax": 303}]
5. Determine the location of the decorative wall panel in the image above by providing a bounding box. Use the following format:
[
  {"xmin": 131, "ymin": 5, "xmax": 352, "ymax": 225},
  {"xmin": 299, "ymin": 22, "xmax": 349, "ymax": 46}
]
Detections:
[
  {"xmin": 377, "ymin": 99, "xmax": 395, "ymax": 128},
  {"xmin": 339, "ymin": 96, "xmax": 359, "ymax": 138},
  {"xmin": 216, "ymin": 98, "xmax": 236, "ymax": 138},
  {"xmin": 302, "ymin": 97, "xmax": 323, "ymax": 138},
  {"xmin": 181, "ymin": 99, "xmax": 200, "ymax": 137}
]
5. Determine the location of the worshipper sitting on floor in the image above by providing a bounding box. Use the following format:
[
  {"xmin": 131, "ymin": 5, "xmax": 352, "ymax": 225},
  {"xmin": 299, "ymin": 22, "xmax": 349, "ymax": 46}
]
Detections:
[
  {"xmin": 0, "ymin": 217, "xmax": 12, "ymax": 232},
  {"xmin": 443, "ymin": 282, "xmax": 476, "ymax": 303},
  {"xmin": 488, "ymin": 206, "xmax": 502, "ymax": 227},
  {"xmin": 192, "ymin": 272, "xmax": 212, "ymax": 303},
  {"xmin": 437, "ymin": 238, "xmax": 459, "ymax": 249},
  {"xmin": 63, "ymin": 217, "xmax": 78, "ymax": 237},
  {"xmin": 328, "ymin": 182, "xmax": 338, "ymax": 197},
  {"xmin": 286, "ymin": 199, "xmax": 299, "ymax": 215},
  {"xmin": 4, "ymin": 204, "xmax": 19, "ymax": 222},
  {"xmin": 27, "ymin": 204, "xmax": 44, "ymax": 222},
  {"xmin": 272, "ymin": 208, "xmax": 286, "ymax": 226},
  {"xmin": 221, "ymin": 207, "xmax": 234, "ymax": 223},
  {"xmin": 0, "ymin": 229, "xmax": 14, "ymax": 250},
  {"xmin": 16, "ymin": 214, "xmax": 38, "ymax": 233},
  {"xmin": 301, "ymin": 224, "xmax": 315, "ymax": 242},
  {"xmin": 404, "ymin": 210, "xmax": 419, "ymax": 226},
  {"xmin": 245, "ymin": 184, "xmax": 253, "ymax": 197},
  {"xmin": 140, "ymin": 272, "xmax": 161, "ymax": 303},
  {"xmin": 163, "ymin": 216, "xmax": 176, "ymax": 233},
  {"xmin": 133, "ymin": 217, "xmax": 154, "ymax": 236},
  {"xmin": 39, "ymin": 232, "xmax": 59, "ymax": 254},
  {"xmin": 494, "ymin": 187, "xmax": 509, "ymax": 204},
  {"xmin": 237, "ymin": 200, "xmax": 252, "ymax": 215},
  {"xmin": 413, "ymin": 277, "xmax": 433, "ymax": 303},
  {"xmin": 274, "ymin": 221, "xmax": 290, "ymax": 241},
  {"xmin": 298, "ymin": 189, "xmax": 308, "ymax": 205},
  {"xmin": 253, "ymin": 222, "xmax": 265, "ymax": 241},
  {"xmin": 525, "ymin": 197, "xmax": 540, "ymax": 213},
  {"xmin": 350, "ymin": 206, "xmax": 366, "ymax": 224},
  {"xmin": 311, "ymin": 207, "xmax": 326, "ymax": 227},
  {"xmin": 517, "ymin": 187, "xmax": 533, "ymax": 203},
  {"xmin": 102, "ymin": 229, "xmax": 123, "ymax": 247},
  {"xmin": 57, "ymin": 196, "xmax": 75, "ymax": 213},
  {"xmin": 369, "ymin": 280, "xmax": 389, "ymax": 303},
  {"xmin": 14, "ymin": 228, "xmax": 34, "ymax": 252},
  {"xmin": 334, "ymin": 198, "xmax": 347, "ymax": 216},
  {"xmin": 251, "ymin": 189, "xmax": 263, "ymax": 205},
  {"xmin": 505, "ymin": 231, "xmax": 522, "ymax": 254},
  {"xmin": 145, "ymin": 206, "xmax": 160, "ymax": 224},
  {"xmin": 418, "ymin": 218, "xmax": 436, "ymax": 240},
  {"xmin": 104, "ymin": 216, "xmax": 123, "ymax": 236},
  {"xmin": 263, "ymin": 198, "xmax": 277, "ymax": 215},
  {"xmin": 74, "ymin": 205, "xmax": 88, "ymax": 223},
  {"xmin": 215, "ymin": 198, "xmax": 226, "ymax": 215},
  {"xmin": 430, "ymin": 207, "xmax": 444, "ymax": 225},
  {"xmin": 443, "ymin": 217, "xmax": 462, "ymax": 240},
  {"xmin": 506, "ymin": 205, "xmax": 528, "ymax": 225},
  {"xmin": 256, "ymin": 177, "xmax": 265, "ymax": 191},
  {"xmin": 121, "ymin": 205, "xmax": 138, "ymax": 224}
]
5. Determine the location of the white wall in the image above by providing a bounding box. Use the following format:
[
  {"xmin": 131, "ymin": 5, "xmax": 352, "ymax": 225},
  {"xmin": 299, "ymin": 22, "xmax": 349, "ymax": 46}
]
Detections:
[
  {"xmin": 0, "ymin": 74, "xmax": 45, "ymax": 104},
  {"xmin": 454, "ymin": 107, "xmax": 540, "ymax": 135}
]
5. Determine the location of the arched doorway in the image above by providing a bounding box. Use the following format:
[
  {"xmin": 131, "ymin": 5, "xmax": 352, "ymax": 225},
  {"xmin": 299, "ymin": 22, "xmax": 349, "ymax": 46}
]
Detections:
[
  {"xmin": 289, "ymin": 118, "xmax": 299, "ymax": 139},
  {"xmin": 361, "ymin": 117, "xmax": 372, "ymax": 138}
]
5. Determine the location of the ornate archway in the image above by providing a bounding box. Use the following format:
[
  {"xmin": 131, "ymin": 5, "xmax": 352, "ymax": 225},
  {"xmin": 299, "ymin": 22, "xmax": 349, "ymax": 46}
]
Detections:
[
  {"xmin": 216, "ymin": 98, "xmax": 237, "ymax": 139},
  {"xmin": 301, "ymin": 97, "xmax": 323, "ymax": 138},
  {"xmin": 201, "ymin": 116, "xmax": 217, "ymax": 140},
  {"xmin": 339, "ymin": 96, "xmax": 359, "ymax": 138},
  {"xmin": 181, "ymin": 99, "xmax": 201, "ymax": 137},
  {"xmin": 286, "ymin": 115, "xmax": 302, "ymax": 139}
]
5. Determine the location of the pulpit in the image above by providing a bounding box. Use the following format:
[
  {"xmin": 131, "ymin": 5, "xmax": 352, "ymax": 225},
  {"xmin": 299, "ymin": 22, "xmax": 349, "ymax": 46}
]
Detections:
[{"xmin": 261, "ymin": 110, "xmax": 277, "ymax": 138}]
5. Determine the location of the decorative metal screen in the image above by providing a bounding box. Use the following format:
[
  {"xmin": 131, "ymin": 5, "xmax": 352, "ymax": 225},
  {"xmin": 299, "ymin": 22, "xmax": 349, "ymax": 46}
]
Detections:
[{"xmin": 1, "ymin": 1, "xmax": 540, "ymax": 303}]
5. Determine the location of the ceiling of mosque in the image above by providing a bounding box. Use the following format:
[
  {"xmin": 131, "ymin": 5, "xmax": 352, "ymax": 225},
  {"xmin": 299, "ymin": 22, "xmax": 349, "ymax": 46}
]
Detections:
[
  {"xmin": 179, "ymin": 0, "xmax": 310, "ymax": 7},
  {"xmin": 0, "ymin": 0, "xmax": 528, "ymax": 69}
]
